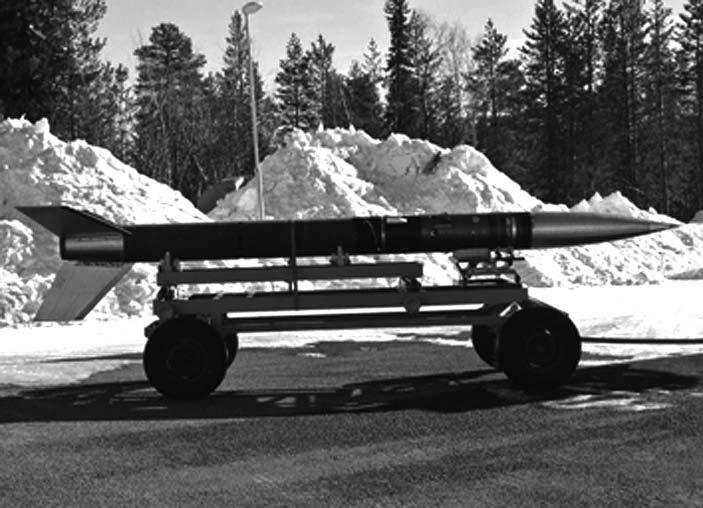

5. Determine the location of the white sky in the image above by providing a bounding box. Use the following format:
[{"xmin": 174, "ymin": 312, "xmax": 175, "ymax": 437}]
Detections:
[{"xmin": 97, "ymin": 0, "xmax": 687, "ymax": 86}]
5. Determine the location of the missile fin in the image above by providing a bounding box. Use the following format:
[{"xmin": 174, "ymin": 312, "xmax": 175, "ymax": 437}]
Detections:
[
  {"xmin": 16, "ymin": 206, "xmax": 130, "ymax": 237},
  {"xmin": 35, "ymin": 261, "xmax": 132, "ymax": 321}
]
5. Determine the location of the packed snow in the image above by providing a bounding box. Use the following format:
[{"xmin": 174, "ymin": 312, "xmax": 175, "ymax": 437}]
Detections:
[
  {"xmin": 2, "ymin": 281, "xmax": 703, "ymax": 387},
  {"xmin": 2, "ymin": 118, "xmax": 703, "ymax": 329}
]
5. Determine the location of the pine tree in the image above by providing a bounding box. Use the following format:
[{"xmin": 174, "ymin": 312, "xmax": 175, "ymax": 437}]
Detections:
[
  {"xmin": 0, "ymin": 0, "xmax": 43, "ymax": 121},
  {"xmin": 564, "ymin": 0, "xmax": 604, "ymax": 196},
  {"xmin": 469, "ymin": 20, "xmax": 508, "ymax": 163},
  {"xmin": 521, "ymin": 0, "xmax": 569, "ymax": 201},
  {"xmin": 310, "ymin": 35, "xmax": 334, "ymax": 125},
  {"xmin": 384, "ymin": 0, "xmax": 419, "ymax": 135},
  {"xmin": 362, "ymin": 38, "xmax": 385, "ymax": 85},
  {"xmin": 495, "ymin": 59, "xmax": 528, "ymax": 178},
  {"xmin": 220, "ymin": 10, "xmax": 251, "ymax": 179},
  {"xmin": 599, "ymin": 0, "xmax": 648, "ymax": 201},
  {"xmin": 346, "ymin": 61, "xmax": 385, "ymax": 137},
  {"xmin": 80, "ymin": 61, "xmax": 133, "ymax": 160},
  {"xmin": 133, "ymin": 22, "xmax": 209, "ymax": 202},
  {"xmin": 275, "ymin": 33, "xmax": 318, "ymax": 130},
  {"xmin": 48, "ymin": 0, "xmax": 107, "ymax": 140},
  {"xmin": 559, "ymin": 8, "xmax": 589, "ymax": 200},
  {"xmin": 309, "ymin": 35, "xmax": 349, "ymax": 128},
  {"xmin": 468, "ymin": 20, "xmax": 526, "ymax": 175},
  {"xmin": 434, "ymin": 74, "xmax": 465, "ymax": 146},
  {"xmin": 215, "ymin": 10, "xmax": 264, "ymax": 180},
  {"xmin": 408, "ymin": 10, "xmax": 441, "ymax": 140},
  {"xmin": 679, "ymin": 0, "xmax": 703, "ymax": 210},
  {"xmin": 0, "ymin": 0, "xmax": 110, "ymax": 142},
  {"xmin": 641, "ymin": 0, "xmax": 678, "ymax": 214},
  {"xmin": 434, "ymin": 20, "xmax": 474, "ymax": 146},
  {"xmin": 111, "ymin": 63, "xmax": 134, "ymax": 163}
]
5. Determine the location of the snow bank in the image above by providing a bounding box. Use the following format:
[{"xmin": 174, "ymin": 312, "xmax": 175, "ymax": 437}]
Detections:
[
  {"xmin": 0, "ymin": 118, "xmax": 209, "ymax": 326},
  {"xmin": 212, "ymin": 128, "xmax": 542, "ymax": 220},
  {"xmin": 210, "ymin": 129, "xmax": 395, "ymax": 220},
  {"xmin": 570, "ymin": 191, "xmax": 679, "ymax": 224}
]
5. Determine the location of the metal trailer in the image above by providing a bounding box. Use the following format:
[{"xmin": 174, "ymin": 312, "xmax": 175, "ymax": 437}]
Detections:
[{"xmin": 144, "ymin": 249, "xmax": 581, "ymax": 399}]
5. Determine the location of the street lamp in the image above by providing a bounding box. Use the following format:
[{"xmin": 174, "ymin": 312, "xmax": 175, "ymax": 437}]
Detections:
[{"xmin": 242, "ymin": 1, "xmax": 264, "ymax": 219}]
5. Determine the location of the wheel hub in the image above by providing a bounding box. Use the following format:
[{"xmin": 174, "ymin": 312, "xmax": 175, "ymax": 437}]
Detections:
[
  {"xmin": 525, "ymin": 329, "xmax": 558, "ymax": 368},
  {"xmin": 166, "ymin": 339, "xmax": 207, "ymax": 381}
]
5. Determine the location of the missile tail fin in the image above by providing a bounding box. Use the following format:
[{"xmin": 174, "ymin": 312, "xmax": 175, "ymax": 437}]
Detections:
[
  {"xmin": 35, "ymin": 261, "xmax": 133, "ymax": 321},
  {"xmin": 16, "ymin": 206, "xmax": 129, "ymax": 237}
]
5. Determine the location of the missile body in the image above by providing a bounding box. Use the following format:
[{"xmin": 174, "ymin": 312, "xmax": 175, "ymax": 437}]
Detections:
[{"xmin": 17, "ymin": 206, "xmax": 676, "ymax": 263}]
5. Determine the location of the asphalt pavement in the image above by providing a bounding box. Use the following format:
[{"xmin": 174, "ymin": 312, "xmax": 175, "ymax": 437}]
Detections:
[{"xmin": 2, "ymin": 341, "xmax": 703, "ymax": 507}]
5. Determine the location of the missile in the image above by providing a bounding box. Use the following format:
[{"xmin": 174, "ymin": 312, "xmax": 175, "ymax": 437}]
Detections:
[
  {"xmin": 17, "ymin": 205, "xmax": 676, "ymax": 262},
  {"xmin": 15, "ymin": 205, "xmax": 677, "ymax": 322}
]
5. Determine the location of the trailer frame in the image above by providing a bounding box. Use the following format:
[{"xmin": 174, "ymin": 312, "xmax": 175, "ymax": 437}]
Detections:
[{"xmin": 143, "ymin": 250, "xmax": 582, "ymax": 399}]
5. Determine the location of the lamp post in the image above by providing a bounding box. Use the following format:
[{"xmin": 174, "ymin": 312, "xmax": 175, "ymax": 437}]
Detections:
[{"xmin": 242, "ymin": 1, "xmax": 264, "ymax": 219}]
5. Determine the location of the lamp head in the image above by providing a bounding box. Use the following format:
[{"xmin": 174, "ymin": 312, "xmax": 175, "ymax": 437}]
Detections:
[{"xmin": 242, "ymin": 1, "xmax": 263, "ymax": 15}]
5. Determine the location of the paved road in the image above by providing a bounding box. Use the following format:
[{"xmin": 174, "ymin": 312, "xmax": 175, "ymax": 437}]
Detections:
[{"xmin": 2, "ymin": 341, "xmax": 703, "ymax": 507}]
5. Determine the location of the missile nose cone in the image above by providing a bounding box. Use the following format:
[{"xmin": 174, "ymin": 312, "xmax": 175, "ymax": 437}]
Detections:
[
  {"xmin": 645, "ymin": 219, "xmax": 678, "ymax": 233},
  {"xmin": 530, "ymin": 212, "xmax": 679, "ymax": 249}
]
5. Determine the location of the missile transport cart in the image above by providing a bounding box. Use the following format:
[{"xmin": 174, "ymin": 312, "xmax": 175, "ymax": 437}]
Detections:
[
  {"xmin": 22, "ymin": 205, "xmax": 656, "ymax": 402},
  {"xmin": 145, "ymin": 249, "xmax": 581, "ymax": 399}
]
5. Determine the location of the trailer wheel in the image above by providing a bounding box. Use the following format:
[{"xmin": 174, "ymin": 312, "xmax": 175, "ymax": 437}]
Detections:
[
  {"xmin": 225, "ymin": 333, "xmax": 239, "ymax": 367},
  {"xmin": 498, "ymin": 307, "xmax": 581, "ymax": 390},
  {"xmin": 471, "ymin": 325, "xmax": 498, "ymax": 368},
  {"xmin": 144, "ymin": 318, "xmax": 228, "ymax": 399}
]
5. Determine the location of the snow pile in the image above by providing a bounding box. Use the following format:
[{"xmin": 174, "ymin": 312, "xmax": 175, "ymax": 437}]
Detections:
[
  {"xmin": 0, "ymin": 118, "xmax": 209, "ymax": 326},
  {"xmin": 570, "ymin": 191, "xmax": 678, "ymax": 224},
  {"xmin": 210, "ymin": 129, "xmax": 395, "ymax": 220},
  {"xmin": 213, "ymin": 128, "xmax": 543, "ymax": 220}
]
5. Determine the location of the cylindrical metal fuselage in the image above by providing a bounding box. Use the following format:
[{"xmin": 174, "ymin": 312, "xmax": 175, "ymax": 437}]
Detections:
[
  {"xmin": 60, "ymin": 213, "xmax": 533, "ymax": 262},
  {"xmin": 56, "ymin": 211, "xmax": 674, "ymax": 263}
]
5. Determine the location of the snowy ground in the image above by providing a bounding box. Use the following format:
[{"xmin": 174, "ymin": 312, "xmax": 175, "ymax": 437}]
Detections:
[{"xmin": 1, "ymin": 280, "xmax": 701, "ymax": 387}]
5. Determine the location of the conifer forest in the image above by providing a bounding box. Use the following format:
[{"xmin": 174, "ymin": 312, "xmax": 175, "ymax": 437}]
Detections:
[{"xmin": 3, "ymin": 0, "xmax": 703, "ymax": 220}]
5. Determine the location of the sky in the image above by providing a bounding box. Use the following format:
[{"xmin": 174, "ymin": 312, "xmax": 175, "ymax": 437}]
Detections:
[{"xmin": 97, "ymin": 0, "xmax": 688, "ymax": 87}]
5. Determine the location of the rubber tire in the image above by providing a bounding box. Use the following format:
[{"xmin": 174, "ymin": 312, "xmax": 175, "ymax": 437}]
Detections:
[
  {"xmin": 498, "ymin": 307, "xmax": 581, "ymax": 391},
  {"xmin": 471, "ymin": 325, "xmax": 499, "ymax": 367},
  {"xmin": 144, "ymin": 318, "xmax": 228, "ymax": 400},
  {"xmin": 225, "ymin": 333, "xmax": 239, "ymax": 367}
]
